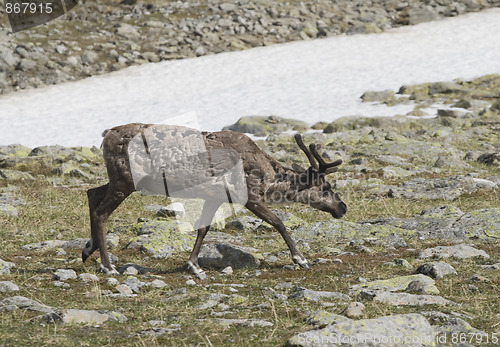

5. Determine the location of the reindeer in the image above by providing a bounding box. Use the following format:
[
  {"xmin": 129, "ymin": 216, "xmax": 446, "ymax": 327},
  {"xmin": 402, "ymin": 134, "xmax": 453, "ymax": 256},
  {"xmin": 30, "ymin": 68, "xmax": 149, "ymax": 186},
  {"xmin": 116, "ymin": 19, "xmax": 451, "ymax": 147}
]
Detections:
[{"xmin": 82, "ymin": 123, "xmax": 346, "ymax": 278}]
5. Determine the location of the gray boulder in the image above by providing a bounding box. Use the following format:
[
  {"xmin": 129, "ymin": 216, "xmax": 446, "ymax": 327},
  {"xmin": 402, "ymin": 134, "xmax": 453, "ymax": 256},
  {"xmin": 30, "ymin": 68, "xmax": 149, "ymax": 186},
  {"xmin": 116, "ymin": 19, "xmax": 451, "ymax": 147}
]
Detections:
[
  {"xmin": 415, "ymin": 262, "xmax": 458, "ymax": 279},
  {"xmin": 287, "ymin": 313, "xmax": 434, "ymax": 346},
  {"xmin": 0, "ymin": 296, "xmax": 55, "ymax": 313},
  {"xmin": 223, "ymin": 115, "xmax": 309, "ymax": 136},
  {"xmin": 42, "ymin": 309, "xmax": 127, "ymax": 324},
  {"xmin": 349, "ymin": 274, "xmax": 439, "ymax": 296},
  {"xmin": 289, "ymin": 287, "xmax": 351, "ymax": 303},
  {"xmin": 53, "ymin": 269, "xmax": 77, "ymax": 281},
  {"xmin": 198, "ymin": 243, "xmax": 262, "ymax": 269},
  {"xmin": 366, "ymin": 206, "xmax": 500, "ymax": 240},
  {"xmin": 359, "ymin": 290, "xmax": 454, "ymax": 307},
  {"xmin": 419, "ymin": 244, "xmax": 489, "ymax": 260}
]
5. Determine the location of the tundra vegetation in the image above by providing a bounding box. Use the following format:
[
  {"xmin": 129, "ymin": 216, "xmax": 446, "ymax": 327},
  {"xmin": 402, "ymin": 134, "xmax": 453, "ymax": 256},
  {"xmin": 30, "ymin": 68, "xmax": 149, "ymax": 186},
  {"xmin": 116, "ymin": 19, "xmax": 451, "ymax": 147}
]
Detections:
[{"xmin": 0, "ymin": 75, "xmax": 499, "ymax": 345}]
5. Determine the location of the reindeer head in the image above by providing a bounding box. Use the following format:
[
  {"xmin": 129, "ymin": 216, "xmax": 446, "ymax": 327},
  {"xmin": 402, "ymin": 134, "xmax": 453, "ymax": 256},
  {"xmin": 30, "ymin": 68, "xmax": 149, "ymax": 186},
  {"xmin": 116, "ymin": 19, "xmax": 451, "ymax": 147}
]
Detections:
[{"xmin": 292, "ymin": 134, "xmax": 347, "ymax": 219}]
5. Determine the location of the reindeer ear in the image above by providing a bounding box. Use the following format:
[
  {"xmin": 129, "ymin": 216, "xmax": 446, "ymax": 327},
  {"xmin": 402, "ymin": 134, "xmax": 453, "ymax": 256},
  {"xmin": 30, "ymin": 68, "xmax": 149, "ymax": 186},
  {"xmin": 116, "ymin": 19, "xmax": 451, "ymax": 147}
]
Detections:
[{"xmin": 292, "ymin": 163, "xmax": 307, "ymax": 173}]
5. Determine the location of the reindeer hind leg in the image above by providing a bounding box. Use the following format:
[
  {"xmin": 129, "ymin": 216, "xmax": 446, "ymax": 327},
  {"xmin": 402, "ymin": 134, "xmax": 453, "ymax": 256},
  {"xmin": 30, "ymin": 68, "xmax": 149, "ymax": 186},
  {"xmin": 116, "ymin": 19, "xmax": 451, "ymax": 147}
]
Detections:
[
  {"xmin": 187, "ymin": 200, "xmax": 222, "ymax": 279},
  {"xmin": 83, "ymin": 183, "xmax": 109, "ymax": 263}
]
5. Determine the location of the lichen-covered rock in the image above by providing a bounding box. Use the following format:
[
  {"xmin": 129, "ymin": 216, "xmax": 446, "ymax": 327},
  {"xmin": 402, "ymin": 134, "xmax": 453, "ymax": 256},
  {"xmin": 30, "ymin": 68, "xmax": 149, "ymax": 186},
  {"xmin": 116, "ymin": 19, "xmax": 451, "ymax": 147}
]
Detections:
[
  {"xmin": 0, "ymin": 203, "xmax": 18, "ymax": 217},
  {"xmin": 0, "ymin": 144, "xmax": 32, "ymax": 157},
  {"xmin": 359, "ymin": 290, "xmax": 454, "ymax": 306},
  {"xmin": 289, "ymin": 287, "xmax": 351, "ymax": 303},
  {"xmin": 287, "ymin": 313, "xmax": 434, "ymax": 346},
  {"xmin": 0, "ymin": 169, "xmax": 35, "ymax": 181},
  {"xmin": 223, "ymin": 115, "xmax": 309, "ymax": 136},
  {"xmin": 349, "ymin": 274, "xmax": 439, "ymax": 296},
  {"xmin": 366, "ymin": 206, "xmax": 500, "ymax": 240},
  {"xmin": 433, "ymin": 317, "xmax": 488, "ymax": 339},
  {"xmin": 227, "ymin": 215, "xmax": 263, "ymax": 231},
  {"xmin": 292, "ymin": 219, "xmax": 414, "ymax": 246},
  {"xmin": 0, "ymin": 281, "xmax": 19, "ymax": 293},
  {"xmin": 360, "ymin": 90, "xmax": 396, "ymax": 104},
  {"xmin": 0, "ymin": 258, "xmax": 15, "ymax": 275},
  {"xmin": 305, "ymin": 310, "xmax": 351, "ymax": 328},
  {"xmin": 0, "ymin": 296, "xmax": 55, "ymax": 313},
  {"xmin": 126, "ymin": 220, "xmax": 195, "ymax": 258},
  {"xmin": 419, "ymin": 244, "xmax": 489, "ymax": 260},
  {"xmin": 198, "ymin": 243, "xmax": 262, "ymax": 269}
]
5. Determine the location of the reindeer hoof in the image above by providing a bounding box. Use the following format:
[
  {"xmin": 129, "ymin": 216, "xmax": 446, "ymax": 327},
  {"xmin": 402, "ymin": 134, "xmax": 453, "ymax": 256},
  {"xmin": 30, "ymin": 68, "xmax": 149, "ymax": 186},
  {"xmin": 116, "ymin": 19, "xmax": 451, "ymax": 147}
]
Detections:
[
  {"xmin": 99, "ymin": 263, "xmax": 118, "ymax": 275},
  {"xmin": 195, "ymin": 270, "xmax": 207, "ymax": 280},
  {"xmin": 300, "ymin": 262, "xmax": 311, "ymax": 270},
  {"xmin": 293, "ymin": 256, "xmax": 311, "ymax": 269},
  {"xmin": 187, "ymin": 261, "xmax": 207, "ymax": 280}
]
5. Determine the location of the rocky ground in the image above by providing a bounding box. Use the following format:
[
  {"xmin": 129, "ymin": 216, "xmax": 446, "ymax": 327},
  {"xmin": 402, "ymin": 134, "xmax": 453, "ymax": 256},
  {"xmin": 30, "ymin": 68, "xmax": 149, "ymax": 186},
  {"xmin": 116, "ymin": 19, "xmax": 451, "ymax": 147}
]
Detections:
[
  {"xmin": 1, "ymin": 0, "xmax": 500, "ymax": 95},
  {"xmin": 0, "ymin": 74, "xmax": 499, "ymax": 345}
]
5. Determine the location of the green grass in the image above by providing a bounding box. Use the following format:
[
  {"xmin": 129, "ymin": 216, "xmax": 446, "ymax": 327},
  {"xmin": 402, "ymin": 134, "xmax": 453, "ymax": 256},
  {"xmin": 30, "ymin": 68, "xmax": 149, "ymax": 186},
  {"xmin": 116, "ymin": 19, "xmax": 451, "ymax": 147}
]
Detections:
[{"xmin": 1, "ymin": 162, "xmax": 499, "ymax": 346}]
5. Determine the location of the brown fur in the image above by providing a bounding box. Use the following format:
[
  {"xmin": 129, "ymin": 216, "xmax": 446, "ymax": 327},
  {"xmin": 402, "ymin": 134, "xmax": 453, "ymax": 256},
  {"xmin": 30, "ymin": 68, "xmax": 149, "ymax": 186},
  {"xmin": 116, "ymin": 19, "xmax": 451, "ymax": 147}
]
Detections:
[{"xmin": 83, "ymin": 123, "xmax": 346, "ymax": 276}]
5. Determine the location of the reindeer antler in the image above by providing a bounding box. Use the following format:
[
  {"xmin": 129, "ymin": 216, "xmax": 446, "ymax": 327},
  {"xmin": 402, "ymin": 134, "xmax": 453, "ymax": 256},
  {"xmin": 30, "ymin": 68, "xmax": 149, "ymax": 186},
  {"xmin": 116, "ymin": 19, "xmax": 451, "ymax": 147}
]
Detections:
[
  {"xmin": 294, "ymin": 134, "xmax": 319, "ymax": 170},
  {"xmin": 294, "ymin": 134, "xmax": 342, "ymax": 175}
]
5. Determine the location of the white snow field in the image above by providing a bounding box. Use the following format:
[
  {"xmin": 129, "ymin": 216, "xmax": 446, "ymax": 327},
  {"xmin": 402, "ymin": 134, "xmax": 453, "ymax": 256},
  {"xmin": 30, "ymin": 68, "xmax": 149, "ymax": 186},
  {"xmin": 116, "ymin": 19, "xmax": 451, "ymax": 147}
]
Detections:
[{"xmin": 1, "ymin": 9, "xmax": 500, "ymax": 147}]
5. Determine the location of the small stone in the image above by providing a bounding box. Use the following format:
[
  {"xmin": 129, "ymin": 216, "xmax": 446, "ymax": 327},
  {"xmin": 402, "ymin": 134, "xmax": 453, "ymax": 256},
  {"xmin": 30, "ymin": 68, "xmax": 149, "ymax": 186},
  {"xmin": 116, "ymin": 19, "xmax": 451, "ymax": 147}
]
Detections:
[
  {"xmin": 106, "ymin": 278, "xmax": 119, "ymax": 286},
  {"xmin": 406, "ymin": 277, "xmax": 440, "ymax": 295},
  {"xmin": 274, "ymin": 282, "xmax": 293, "ymax": 290},
  {"xmin": 115, "ymin": 284, "xmax": 133, "ymax": 296},
  {"xmin": 220, "ymin": 3, "xmax": 237, "ymax": 12},
  {"xmin": 220, "ymin": 266, "xmax": 233, "ymax": 275},
  {"xmin": 185, "ymin": 279, "xmax": 196, "ymax": 286},
  {"xmin": 150, "ymin": 279, "xmax": 168, "ymax": 288},
  {"xmin": 80, "ymin": 51, "xmax": 99, "ymax": 65},
  {"xmin": 53, "ymin": 269, "xmax": 77, "ymax": 281},
  {"xmin": 53, "ymin": 281, "xmax": 70, "ymax": 288},
  {"xmin": 194, "ymin": 46, "xmax": 206, "ymax": 57},
  {"xmin": 55, "ymin": 44, "xmax": 67, "ymax": 54},
  {"xmin": 116, "ymin": 23, "xmax": 140, "ymax": 39},
  {"xmin": 122, "ymin": 266, "xmax": 139, "ymax": 276},
  {"xmin": 0, "ymin": 258, "xmax": 15, "ymax": 275},
  {"xmin": 0, "ymin": 281, "xmax": 19, "ymax": 293},
  {"xmin": 343, "ymin": 302, "xmax": 365, "ymax": 318},
  {"xmin": 469, "ymin": 274, "xmax": 489, "ymax": 282},
  {"xmin": 123, "ymin": 276, "xmax": 144, "ymax": 293},
  {"xmin": 78, "ymin": 273, "xmax": 99, "ymax": 282}
]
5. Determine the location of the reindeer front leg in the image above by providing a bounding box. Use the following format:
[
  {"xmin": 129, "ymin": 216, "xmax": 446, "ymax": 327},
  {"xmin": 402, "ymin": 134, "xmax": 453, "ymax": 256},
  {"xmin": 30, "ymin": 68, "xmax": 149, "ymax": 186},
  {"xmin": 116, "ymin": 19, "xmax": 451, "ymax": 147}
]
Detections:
[
  {"xmin": 84, "ymin": 183, "xmax": 132, "ymax": 275},
  {"xmin": 245, "ymin": 201, "xmax": 310, "ymax": 269}
]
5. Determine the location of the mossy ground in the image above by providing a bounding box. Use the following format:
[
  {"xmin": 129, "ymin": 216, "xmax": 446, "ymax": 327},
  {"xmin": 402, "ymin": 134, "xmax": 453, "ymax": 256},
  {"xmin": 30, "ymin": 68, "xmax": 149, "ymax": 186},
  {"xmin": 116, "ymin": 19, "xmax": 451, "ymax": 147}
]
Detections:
[{"xmin": 0, "ymin": 154, "xmax": 499, "ymax": 346}]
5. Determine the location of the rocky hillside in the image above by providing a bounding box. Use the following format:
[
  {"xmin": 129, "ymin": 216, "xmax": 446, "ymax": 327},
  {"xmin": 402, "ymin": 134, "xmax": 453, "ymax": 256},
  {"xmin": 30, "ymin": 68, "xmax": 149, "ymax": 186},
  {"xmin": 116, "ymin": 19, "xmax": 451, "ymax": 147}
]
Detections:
[
  {"xmin": 1, "ymin": 0, "xmax": 500, "ymax": 95},
  {"xmin": 0, "ymin": 74, "xmax": 499, "ymax": 345}
]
